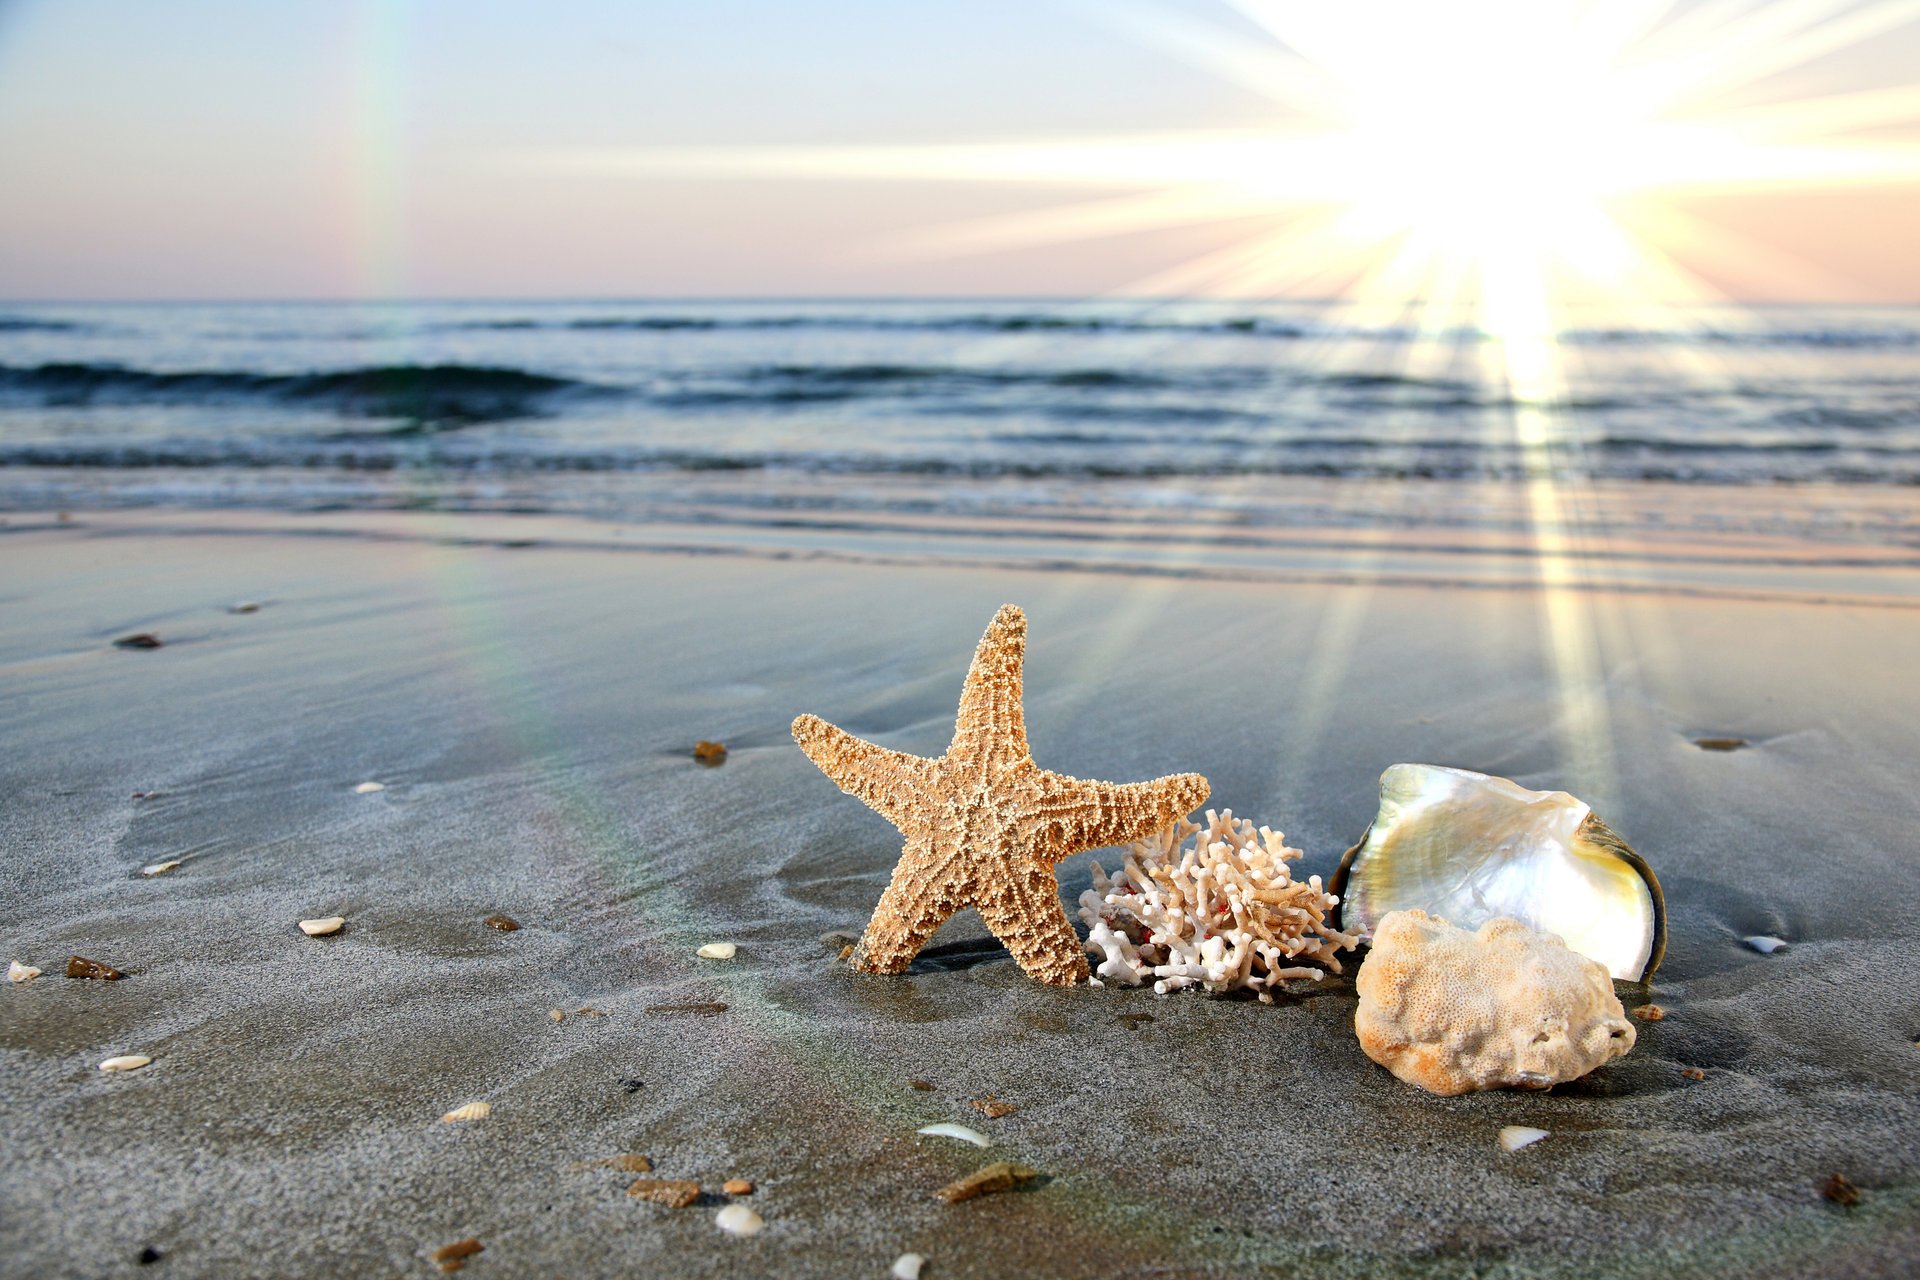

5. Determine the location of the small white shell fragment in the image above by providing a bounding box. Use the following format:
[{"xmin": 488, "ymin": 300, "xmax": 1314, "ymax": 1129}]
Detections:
[
  {"xmin": 99, "ymin": 1054, "xmax": 152, "ymax": 1072},
  {"xmin": 441, "ymin": 1101, "xmax": 492, "ymax": 1123},
  {"xmin": 299, "ymin": 916, "xmax": 345, "ymax": 937},
  {"xmin": 714, "ymin": 1204, "xmax": 764, "ymax": 1236},
  {"xmin": 141, "ymin": 860, "xmax": 181, "ymax": 876},
  {"xmin": 892, "ymin": 1253, "xmax": 926, "ymax": 1280},
  {"xmin": 696, "ymin": 942, "xmax": 737, "ymax": 960},
  {"xmin": 1744, "ymin": 935, "xmax": 1787, "ymax": 954},
  {"xmin": 353, "ymin": 781, "xmax": 385, "ymax": 794},
  {"xmin": 8, "ymin": 961, "xmax": 41, "ymax": 983},
  {"xmin": 916, "ymin": 1122, "xmax": 989, "ymax": 1148},
  {"xmin": 1499, "ymin": 1125, "xmax": 1550, "ymax": 1153}
]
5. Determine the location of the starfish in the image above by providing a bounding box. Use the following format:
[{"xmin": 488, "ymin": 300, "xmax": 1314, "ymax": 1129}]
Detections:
[{"xmin": 793, "ymin": 604, "xmax": 1210, "ymax": 986}]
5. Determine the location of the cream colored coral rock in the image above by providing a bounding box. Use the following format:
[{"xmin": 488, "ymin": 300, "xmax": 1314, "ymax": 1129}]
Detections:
[
  {"xmin": 1078, "ymin": 809, "xmax": 1357, "ymax": 1001},
  {"xmin": 1354, "ymin": 910, "xmax": 1636, "ymax": 1096}
]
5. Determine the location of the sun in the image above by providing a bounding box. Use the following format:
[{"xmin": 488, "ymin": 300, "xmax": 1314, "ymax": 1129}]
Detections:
[{"xmin": 534, "ymin": 0, "xmax": 1920, "ymax": 318}]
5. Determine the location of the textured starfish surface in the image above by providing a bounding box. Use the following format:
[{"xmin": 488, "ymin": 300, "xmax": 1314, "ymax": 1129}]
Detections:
[{"xmin": 793, "ymin": 604, "xmax": 1210, "ymax": 985}]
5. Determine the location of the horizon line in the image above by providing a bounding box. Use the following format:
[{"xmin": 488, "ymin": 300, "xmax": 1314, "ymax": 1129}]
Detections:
[{"xmin": 5, "ymin": 294, "xmax": 1919, "ymax": 309}]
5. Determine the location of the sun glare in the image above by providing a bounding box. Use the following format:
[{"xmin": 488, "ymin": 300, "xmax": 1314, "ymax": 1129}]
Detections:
[
  {"xmin": 540, "ymin": 0, "xmax": 1920, "ymax": 317},
  {"xmin": 526, "ymin": 0, "xmax": 1920, "ymax": 793}
]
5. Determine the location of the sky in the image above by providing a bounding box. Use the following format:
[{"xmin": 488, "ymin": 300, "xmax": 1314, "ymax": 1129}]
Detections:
[{"xmin": 1, "ymin": 0, "xmax": 1918, "ymax": 302}]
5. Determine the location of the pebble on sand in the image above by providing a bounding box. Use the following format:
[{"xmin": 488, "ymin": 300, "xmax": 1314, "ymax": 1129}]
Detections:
[
  {"xmin": 1821, "ymin": 1173, "xmax": 1861, "ymax": 1206},
  {"xmin": 432, "ymin": 1238, "xmax": 484, "ymax": 1273},
  {"xmin": 934, "ymin": 1162, "xmax": 1038, "ymax": 1204},
  {"xmin": 1631, "ymin": 1003, "xmax": 1666, "ymax": 1021},
  {"xmin": 714, "ymin": 1204, "xmax": 764, "ymax": 1236},
  {"xmin": 228, "ymin": 602, "xmax": 261, "ymax": 614},
  {"xmin": 696, "ymin": 942, "xmax": 737, "ymax": 960},
  {"xmin": 1682, "ymin": 1067, "xmax": 1708, "ymax": 1081},
  {"xmin": 299, "ymin": 916, "xmax": 345, "ymax": 937},
  {"xmin": 1499, "ymin": 1126, "xmax": 1550, "ymax": 1153},
  {"xmin": 722, "ymin": 1178, "xmax": 754, "ymax": 1195},
  {"xmin": 98, "ymin": 1055, "xmax": 152, "ymax": 1072},
  {"xmin": 66, "ymin": 956, "xmax": 125, "ymax": 980},
  {"xmin": 353, "ymin": 781, "xmax": 385, "ymax": 794},
  {"xmin": 113, "ymin": 633, "xmax": 163, "ymax": 650},
  {"xmin": 692, "ymin": 740, "xmax": 728, "ymax": 766},
  {"xmin": 1692, "ymin": 736, "xmax": 1749, "ymax": 751},
  {"xmin": 1744, "ymin": 935, "xmax": 1788, "ymax": 953},
  {"xmin": 892, "ymin": 1254, "xmax": 926, "ymax": 1280},
  {"xmin": 441, "ymin": 1101, "xmax": 492, "ymax": 1124},
  {"xmin": 628, "ymin": 1179, "xmax": 700, "ymax": 1208},
  {"xmin": 140, "ymin": 860, "xmax": 181, "ymax": 876},
  {"xmin": 483, "ymin": 914, "xmax": 520, "ymax": 932},
  {"xmin": 970, "ymin": 1096, "xmax": 1016, "ymax": 1119},
  {"xmin": 8, "ymin": 961, "xmax": 40, "ymax": 983}
]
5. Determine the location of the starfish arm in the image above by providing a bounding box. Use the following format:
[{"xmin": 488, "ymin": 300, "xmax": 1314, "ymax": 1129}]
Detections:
[
  {"xmin": 974, "ymin": 858, "xmax": 1091, "ymax": 986},
  {"xmin": 1026, "ymin": 770, "xmax": 1211, "ymax": 863},
  {"xmin": 947, "ymin": 604, "xmax": 1030, "ymax": 767},
  {"xmin": 792, "ymin": 714, "xmax": 940, "ymax": 826},
  {"xmin": 850, "ymin": 836, "xmax": 963, "ymax": 974}
]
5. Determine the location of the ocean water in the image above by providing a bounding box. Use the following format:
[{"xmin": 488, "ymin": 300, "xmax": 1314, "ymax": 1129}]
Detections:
[{"xmin": 2, "ymin": 299, "xmax": 1917, "ymax": 535}]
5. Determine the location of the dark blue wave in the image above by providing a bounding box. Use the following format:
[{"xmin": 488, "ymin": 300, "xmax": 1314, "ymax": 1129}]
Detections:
[
  {"xmin": 0, "ymin": 317, "xmax": 92, "ymax": 333},
  {"xmin": 0, "ymin": 362, "xmax": 601, "ymax": 424}
]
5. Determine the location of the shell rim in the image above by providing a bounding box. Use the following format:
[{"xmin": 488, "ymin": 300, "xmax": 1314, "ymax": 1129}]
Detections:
[{"xmin": 1328, "ymin": 812, "xmax": 1667, "ymax": 983}]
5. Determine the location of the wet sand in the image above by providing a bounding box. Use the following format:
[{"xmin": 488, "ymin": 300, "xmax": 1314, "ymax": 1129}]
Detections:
[{"xmin": 2, "ymin": 507, "xmax": 1917, "ymax": 1279}]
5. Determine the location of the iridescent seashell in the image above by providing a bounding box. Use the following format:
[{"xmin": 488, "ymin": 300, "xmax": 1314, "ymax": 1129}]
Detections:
[{"xmin": 1331, "ymin": 764, "xmax": 1665, "ymax": 981}]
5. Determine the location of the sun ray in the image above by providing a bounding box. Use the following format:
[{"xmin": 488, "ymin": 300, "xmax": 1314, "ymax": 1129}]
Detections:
[{"xmin": 517, "ymin": 0, "xmax": 1920, "ymax": 785}]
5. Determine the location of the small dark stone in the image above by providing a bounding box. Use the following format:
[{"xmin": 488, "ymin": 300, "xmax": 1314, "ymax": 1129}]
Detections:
[
  {"xmin": 908, "ymin": 1079, "xmax": 935, "ymax": 1092},
  {"xmin": 645, "ymin": 1002, "xmax": 727, "ymax": 1016},
  {"xmin": 1693, "ymin": 736, "xmax": 1749, "ymax": 752},
  {"xmin": 483, "ymin": 914, "xmax": 520, "ymax": 932},
  {"xmin": 1821, "ymin": 1173, "xmax": 1862, "ymax": 1206},
  {"xmin": 1117, "ymin": 1012, "xmax": 1155, "ymax": 1029},
  {"xmin": 137, "ymin": 1246, "xmax": 163, "ymax": 1265},
  {"xmin": 113, "ymin": 633, "xmax": 163, "ymax": 650},
  {"xmin": 66, "ymin": 955, "xmax": 125, "ymax": 980},
  {"xmin": 620, "ymin": 1078, "xmax": 646, "ymax": 1094}
]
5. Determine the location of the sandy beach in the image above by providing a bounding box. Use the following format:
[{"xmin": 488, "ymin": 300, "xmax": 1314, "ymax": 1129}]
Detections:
[{"xmin": 2, "ymin": 504, "xmax": 1918, "ymax": 1279}]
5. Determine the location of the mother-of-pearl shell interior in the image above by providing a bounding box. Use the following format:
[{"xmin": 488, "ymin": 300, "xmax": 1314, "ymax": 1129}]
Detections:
[{"xmin": 1336, "ymin": 764, "xmax": 1661, "ymax": 981}]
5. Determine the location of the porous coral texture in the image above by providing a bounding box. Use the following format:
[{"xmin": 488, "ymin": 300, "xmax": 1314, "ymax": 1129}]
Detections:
[
  {"xmin": 1077, "ymin": 809, "xmax": 1358, "ymax": 1001},
  {"xmin": 1354, "ymin": 909, "xmax": 1637, "ymax": 1095}
]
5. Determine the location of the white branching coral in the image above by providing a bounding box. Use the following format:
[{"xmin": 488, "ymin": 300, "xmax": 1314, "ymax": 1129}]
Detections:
[{"xmin": 1077, "ymin": 809, "xmax": 1358, "ymax": 1001}]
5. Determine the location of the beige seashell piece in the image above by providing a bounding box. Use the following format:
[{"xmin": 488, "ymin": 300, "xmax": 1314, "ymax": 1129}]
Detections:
[
  {"xmin": 441, "ymin": 1101, "xmax": 492, "ymax": 1123},
  {"xmin": 1499, "ymin": 1125, "xmax": 1551, "ymax": 1153},
  {"xmin": 892, "ymin": 1254, "xmax": 926, "ymax": 1280},
  {"xmin": 98, "ymin": 1054, "xmax": 152, "ymax": 1072},
  {"xmin": 353, "ymin": 781, "xmax": 385, "ymax": 794},
  {"xmin": 1355, "ymin": 910, "xmax": 1636, "ymax": 1096},
  {"xmin": 299, "ymin": 916, "xmax": 345, "ymax": 937},
  {"xmin": 696, "ymin": 942, "xmax": 737, "ymax": 960},
  {"xmin": 714, "ymin": 1204, "xmax": 764, "ymax": 1236},
  {"xmin": 8, "ymin": 961, "xmax": 41, "ymax": 983},
  {"xmin": 141, "ymin": 860, "xmax": 181, "ymax": 876}
]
